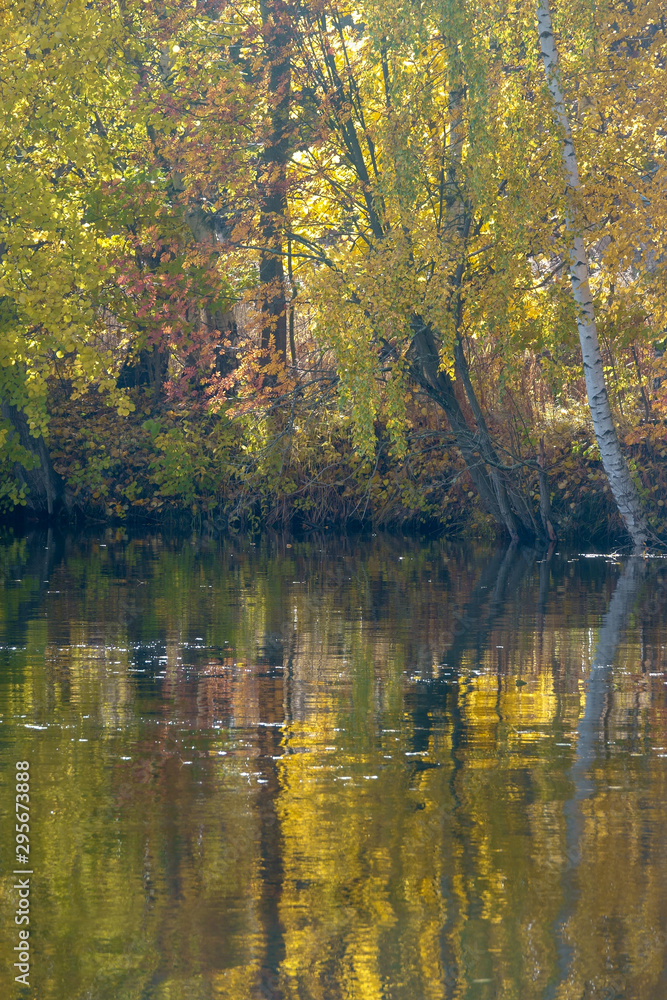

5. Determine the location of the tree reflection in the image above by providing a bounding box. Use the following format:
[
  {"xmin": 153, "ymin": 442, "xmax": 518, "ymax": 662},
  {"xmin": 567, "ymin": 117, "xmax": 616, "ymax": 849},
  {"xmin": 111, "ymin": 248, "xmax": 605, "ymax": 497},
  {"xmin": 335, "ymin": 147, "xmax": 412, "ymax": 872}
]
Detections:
[
  {"xmin": 1, "ymin": 532, "xmax": 667, "ymax": 999},
  {"xmin": 547, "ymin": 556, "xmax": 648, "ymax": 1000}
]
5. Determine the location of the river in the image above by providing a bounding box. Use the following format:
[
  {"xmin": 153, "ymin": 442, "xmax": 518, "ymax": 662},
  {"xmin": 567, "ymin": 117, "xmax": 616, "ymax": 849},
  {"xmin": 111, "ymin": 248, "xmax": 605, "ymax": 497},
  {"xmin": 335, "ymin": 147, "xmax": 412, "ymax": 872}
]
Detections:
[{"xmin": 1, "ymin": 529, "xmax": 666, "ymax": 999}]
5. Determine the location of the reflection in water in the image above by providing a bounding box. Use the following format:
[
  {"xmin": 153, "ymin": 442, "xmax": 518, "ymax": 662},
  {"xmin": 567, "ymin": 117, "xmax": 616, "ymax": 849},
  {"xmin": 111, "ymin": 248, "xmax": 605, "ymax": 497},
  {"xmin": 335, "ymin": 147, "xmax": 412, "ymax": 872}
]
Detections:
[
  {"xmin": 1, "ymin": 531, "xmax": 667, "ymax": 1000},
  {"xmin": 549, "ymin": 556, "xmax": 648, "ymax": 1000}
]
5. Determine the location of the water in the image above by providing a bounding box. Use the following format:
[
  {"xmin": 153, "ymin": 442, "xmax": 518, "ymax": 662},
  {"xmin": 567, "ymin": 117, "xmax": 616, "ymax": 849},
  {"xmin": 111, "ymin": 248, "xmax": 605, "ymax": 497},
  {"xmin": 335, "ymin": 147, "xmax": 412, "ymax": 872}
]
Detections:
[{"xmin": 1, "ymin": 530, "xmax": 667, "ymax": 1000}]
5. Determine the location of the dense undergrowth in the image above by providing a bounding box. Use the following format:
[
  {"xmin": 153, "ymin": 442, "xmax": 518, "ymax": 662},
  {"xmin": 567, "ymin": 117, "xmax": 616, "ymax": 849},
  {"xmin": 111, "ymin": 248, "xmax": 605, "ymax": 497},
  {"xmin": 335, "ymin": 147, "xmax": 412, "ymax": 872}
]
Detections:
[{"xmin": 3, "ymin": 367, "xmax": 657, "ymax": 549}]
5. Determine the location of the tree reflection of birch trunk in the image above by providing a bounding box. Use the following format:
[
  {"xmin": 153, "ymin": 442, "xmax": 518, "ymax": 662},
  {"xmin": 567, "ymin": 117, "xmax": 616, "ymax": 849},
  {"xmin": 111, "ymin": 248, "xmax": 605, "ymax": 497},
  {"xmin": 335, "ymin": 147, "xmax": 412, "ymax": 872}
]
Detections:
[{"xmin": 546, "ymin": 556, "xmax": 646, "ymax": 1000}]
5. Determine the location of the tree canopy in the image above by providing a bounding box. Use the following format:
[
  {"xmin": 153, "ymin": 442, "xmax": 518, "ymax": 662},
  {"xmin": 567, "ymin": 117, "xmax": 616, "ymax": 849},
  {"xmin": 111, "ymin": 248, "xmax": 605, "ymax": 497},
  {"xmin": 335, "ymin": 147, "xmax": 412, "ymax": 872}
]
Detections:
[{"xmin": 1, "ymin": 0, "xmax": 666, "ymax": 544}]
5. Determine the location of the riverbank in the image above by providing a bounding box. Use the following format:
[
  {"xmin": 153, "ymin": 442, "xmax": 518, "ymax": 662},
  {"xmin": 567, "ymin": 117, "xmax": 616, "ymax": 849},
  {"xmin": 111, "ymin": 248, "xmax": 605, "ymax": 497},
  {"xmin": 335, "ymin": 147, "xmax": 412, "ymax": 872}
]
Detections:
[{"xmin": 3, "ymin": 381, "xmax": 664, "ymax": 549}]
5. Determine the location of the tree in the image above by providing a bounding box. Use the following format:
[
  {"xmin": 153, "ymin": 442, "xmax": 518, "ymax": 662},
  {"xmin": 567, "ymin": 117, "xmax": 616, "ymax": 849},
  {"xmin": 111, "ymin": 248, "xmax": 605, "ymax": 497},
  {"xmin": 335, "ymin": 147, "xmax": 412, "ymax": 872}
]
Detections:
[
  {"xmin": 257, "ymin": 0, "xmax": 292, "ymax": 361},
  {"xmin": 279, "ymin": 0, "xmax": 560, "ymax": 541},
  {"xmin": 282, "ymin": 0, "xmax": 665, "ymax": 544},
  {"xmin": 2, "ymin": 0, "xmax": 665, "ymax": 536},
  {"xmin": 0, "ymin": 0, "xmax": 242, "ymax": 512},
  {"xmin": 535, "ymin": 0, "xmax": 649, "ymax": 550},
  {"xmin": 0, "ymin": 0, "xmax": 139, "ymax": 510}
]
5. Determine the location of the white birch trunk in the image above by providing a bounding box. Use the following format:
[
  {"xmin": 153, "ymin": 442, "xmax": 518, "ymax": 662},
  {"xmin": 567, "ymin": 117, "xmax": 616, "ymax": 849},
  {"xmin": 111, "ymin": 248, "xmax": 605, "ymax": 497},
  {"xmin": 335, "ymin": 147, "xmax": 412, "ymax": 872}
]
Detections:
[{"xmin": 536, "ymin": 0, "xmax": 649, "ymax": 550}]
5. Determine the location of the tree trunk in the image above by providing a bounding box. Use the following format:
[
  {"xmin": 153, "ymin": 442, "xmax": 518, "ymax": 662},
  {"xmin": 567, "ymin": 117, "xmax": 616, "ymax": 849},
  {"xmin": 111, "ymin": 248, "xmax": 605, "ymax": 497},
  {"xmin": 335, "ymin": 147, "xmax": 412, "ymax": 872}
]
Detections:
[
  {"xmin": 407, "ymin": 318, "xmax": 547, "ymax": 543},
  {"xmin": 407, "ymin": 320, "xmax": 509, "ymax": 533},
  {"xmin": 1, "ymin": 402, "xmax": 65, "ymax": 517},
  {"xmin": 538, "ymin": 438, "xmax": 558, "ymax": 542},
  {"xmin": 452, "ymin": 332, "xmax": 538, "ymax": 542},
  {"xmin": 116, "ymin": 345, "xmax": 169, "ymax": 399},
  {"xmin": 441, "ymin": 76, "xmax": 542, "ymax": 544},
  {"xmin": 536, "ymin": 0, "xmax": 649, "ymax": 551},
  {"xmin": 258, "ymin": 0, "xmax": 290, "ymax": 362}
]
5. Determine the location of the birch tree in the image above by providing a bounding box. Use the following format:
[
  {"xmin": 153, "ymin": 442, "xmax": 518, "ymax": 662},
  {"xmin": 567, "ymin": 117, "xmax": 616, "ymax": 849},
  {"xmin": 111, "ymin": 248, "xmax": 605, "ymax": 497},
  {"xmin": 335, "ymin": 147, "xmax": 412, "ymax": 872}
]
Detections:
[{"xmin": 535, "ymin": 0, "xmax": 649, "ymax": 550}]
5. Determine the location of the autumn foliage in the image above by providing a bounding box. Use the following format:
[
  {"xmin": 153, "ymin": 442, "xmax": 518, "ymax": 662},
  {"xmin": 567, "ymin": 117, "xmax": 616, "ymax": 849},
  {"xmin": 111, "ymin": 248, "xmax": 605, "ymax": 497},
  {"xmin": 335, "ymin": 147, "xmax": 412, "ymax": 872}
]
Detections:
[{"xmin": 1, "ymin": 0, "xmax": 666, "ymax": 544}]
